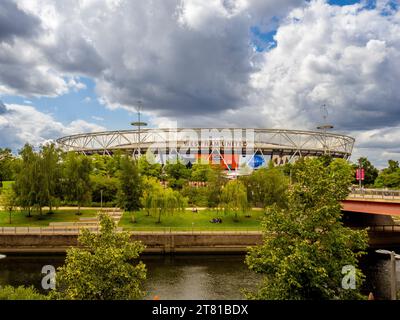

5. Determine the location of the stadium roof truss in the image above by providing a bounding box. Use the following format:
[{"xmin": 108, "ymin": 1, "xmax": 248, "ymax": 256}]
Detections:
[{"xmin": 56, "ymin": 128, "xmax": 355, "ymax": 164}]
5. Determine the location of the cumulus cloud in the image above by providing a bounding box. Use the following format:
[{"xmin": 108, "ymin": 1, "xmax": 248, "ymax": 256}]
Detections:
[
  {"xmin": 0, "ymin": 0, "xmax": 399, "ymax": 166},
  {"xmin": 0, "ymin": 0, "xmax": 41, "ymax": 43},
  {"xmin": 0, "ymin": 101, "xmax": 105, "ymax": 151},
  {"xmin": 251, "ymin": 0, "xmax": 400, "ymax": 129},
  {"xmin": 246, "ymin": 0, "xmax": 400, "ymax": 166},
  {"xmin": 10, "ymin": 0, "xmax": 302, "ymax": 114}
]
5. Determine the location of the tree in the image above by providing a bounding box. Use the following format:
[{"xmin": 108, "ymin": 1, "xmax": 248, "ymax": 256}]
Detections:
[
  {"xmin": 190, "ymin": 163, "xmax": 213, "ymax": 182},
  {"xmin": 387, "ymin": 160, "xmax": 399, "ymax": 173},
  {"xmin": 117, "ymin": 156, "xmax": 142, "ymax": 213},
  {"xmin": 206, "ymin": 165, "xmax": 226, "ymax": 208},
  {"xmin": 63, "ymin": 152, "xmax": 92, "ymax": 214},
  {"xmin": 352, "ymin": 157, "xmax": 378, "ymax": 186},
  {"xmin": 152, "ymin": 187, "xmax": 187, "ymax": 223},
  {"xmin": 51, "ymin": 214, "xmax": 147, "ymax": 300},
  {"xmin": 245, "ymin": 158, "xmax": 368, "ymax": 300},
  {"xmin": 374, "ymin": 160, "xmax": 400, "ymax": 189},
  {"xmin": 90, "ymin": 174, "xmax": 119, "ymax": 206},
  {"xmin": 0, "ymin": 187, "xmax": 17, "ymax": 224},
  {"xmin": 140, "ymin": 176, "xmax": 164, "ymax": 216},
  {"xmin": 13, "ymin": 144, "xmax": 37, "ymax": 217},
  {"xmin": 40, "ymin": 144, "xmax": 62, "ymax": 213},
  {"xmin": 245, "ymin": 163, "xmax": 289, "ymax": 209},
  {"xmin": 138, "ymin": 155, "xmax": 162, "ymax": 179},
  {"xmin": 0, "ymin": 148, "xmax": 15, "ymax": 182},
  {"xmin": 164, "ymin": 160, "xmax": 191, "ymax": 190},
  {"xmin": 141, "ymin": 178, "xmax": 187, "ymax": 223},
  {"xmin": 0, "ymin": 286, "xmax": 47, "ymax": 300},
  {"xmin": 220, "ymin": 179, "xmax": 248, "ymax": 221}
]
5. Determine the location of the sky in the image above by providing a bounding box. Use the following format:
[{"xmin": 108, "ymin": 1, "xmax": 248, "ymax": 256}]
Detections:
[{"xmin": 0, "ymin": 0, "xmax": 399, "ymax": 167}]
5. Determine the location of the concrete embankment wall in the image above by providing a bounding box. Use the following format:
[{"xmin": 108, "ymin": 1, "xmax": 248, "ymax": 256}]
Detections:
[
  {"xmin": 1, "ymin": 231, "xmax": 397, "ymax": 253},
  {"xmin": 0, "ymin": 232, "xmax": 263, "ymax": 254}
]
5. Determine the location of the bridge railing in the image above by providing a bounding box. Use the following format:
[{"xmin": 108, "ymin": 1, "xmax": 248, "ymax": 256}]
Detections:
[
  {"xmin": 368, "ymin": 225, "xmax": 400, "ymax": 232},
  {"xmin": 349, "ymin": 188, "xmax": 400, "ymax": 200}
]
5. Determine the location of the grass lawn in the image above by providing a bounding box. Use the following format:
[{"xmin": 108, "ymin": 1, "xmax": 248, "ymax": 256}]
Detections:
[
  {"xmin": 0, "ymin": 181, "xmax": 14, "ymax": 190},
  {"xmin": 0, "ymin": 209, "xmax": 98, "ymax": 227},
  {"xmin": 119, "ymin": 209, "xmax": 265, "ymax": 231}
]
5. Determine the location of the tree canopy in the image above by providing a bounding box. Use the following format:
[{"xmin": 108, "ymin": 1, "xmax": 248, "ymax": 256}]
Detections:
[
  {"xmin": 51, "ymin": 214, "xmax": 147, "ymax": 300},
  {"xmin": 245, "ymin": 158, "xmax": 368, "ymax": 300}
]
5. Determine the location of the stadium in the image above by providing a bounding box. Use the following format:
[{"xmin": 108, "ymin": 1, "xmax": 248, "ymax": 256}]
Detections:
[{"xmin": 56, "ymin": 128, "xmax": 355, "ymax": 171}]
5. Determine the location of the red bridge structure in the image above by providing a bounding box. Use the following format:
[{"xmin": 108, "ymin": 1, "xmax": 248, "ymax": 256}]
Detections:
[{"xmin": 343, "ymin": 189, "xmax": 400, "ymax": 248}]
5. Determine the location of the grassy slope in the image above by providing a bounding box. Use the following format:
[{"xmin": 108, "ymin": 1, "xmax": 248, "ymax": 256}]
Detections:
[
  {"xmin": 0, "ymin": 209, "xmax": 97, "ymax": 227},
  {"xmin": 119, "ymin": 209, "xmax": 264, "ymax": 231}
]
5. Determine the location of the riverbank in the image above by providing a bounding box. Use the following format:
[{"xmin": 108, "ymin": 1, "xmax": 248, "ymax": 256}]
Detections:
[
  {"xmin": 0, "ymin": 231, "xmax": 263, "ymax": 254},
  {"xmin": 1, "ymin": 229, "xmax": 400, "ymax": 254}
]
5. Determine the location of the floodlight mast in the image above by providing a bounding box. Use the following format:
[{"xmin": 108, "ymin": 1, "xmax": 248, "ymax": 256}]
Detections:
[
  {"xmin": 131, "ymin": 101, "xmax": 147, "ymax": 158},
  {"xmin": 317, "ymin": 104, "xmax": 334, "ymax": 155}
]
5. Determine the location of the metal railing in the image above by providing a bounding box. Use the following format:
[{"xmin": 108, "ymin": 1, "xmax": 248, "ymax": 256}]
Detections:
[
  {"xmin": 0, "ymin": 226, "xmax": 125, "ymax": 235},
  {"xmin": 128, "ymin": 227, "xmax": 262, "ymax": 234},
  {"xmin": 349, "ymin": 188, "xmax": 400, "ymax": 200},
  {"xmin": 368, "ymin": 225, "xmax": 400, "ymax": 233},
  {"xmin": 0, "ymin": 226, "xmax": 261, "ymax": 235}
]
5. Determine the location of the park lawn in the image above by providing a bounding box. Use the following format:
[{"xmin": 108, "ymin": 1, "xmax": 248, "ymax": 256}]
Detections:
[
  {"xmin": 0, "ymin": 209, "xmax": 98, "ymax": 227},
  {"xmin": 0, "ymin": 181, "xmax": 14, "ymax": 190},
  {"xmin": 119, "ymin": 209, "xmax": 264, "ymax": 231}
]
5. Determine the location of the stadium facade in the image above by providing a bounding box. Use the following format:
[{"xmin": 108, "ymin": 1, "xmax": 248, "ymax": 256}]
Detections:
[{"xmin": 56, "ymin": 128, "xmax": 354, "ymax": 171}]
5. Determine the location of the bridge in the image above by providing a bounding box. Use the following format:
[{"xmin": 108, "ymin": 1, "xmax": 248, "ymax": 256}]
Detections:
[
  {"xmin": 343, "ymin": 189, "xmax": 400, "ymax": 248},
  {"xmin": 344, "ymin": 188, "xmax": 400, "ymax": 216}
]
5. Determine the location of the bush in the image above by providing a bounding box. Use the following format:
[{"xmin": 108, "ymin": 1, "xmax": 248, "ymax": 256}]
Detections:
[{"xmin": 0, "ymin": 285, "xmax": 47, "ymax": 300}]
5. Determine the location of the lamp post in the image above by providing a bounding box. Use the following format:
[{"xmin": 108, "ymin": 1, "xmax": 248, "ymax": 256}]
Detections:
[
  {"xmin": 317, "ymin": 104, "xmax": 334, "ymax": 155},
  {"xmin": 100, "ymin": 189, "xmax": 103, "ymax": 211},
  {"xmin": 376, "ymin": 249, "xmax": 400, "ymax": 300},
  {"xmin": 131, "ymin": 100, "xmax": 147, "ymax": 158}
]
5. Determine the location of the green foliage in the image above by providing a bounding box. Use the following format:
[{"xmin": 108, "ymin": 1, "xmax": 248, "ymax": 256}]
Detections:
[
  {"xmin": 41, "ymin": 144, "xmax": 63, "ymax": 211},
  {"xmin": 0, "ymin": 187, "xmax": 17, "ymax": 223},
  {"xmin": 181, "ymin": 185, "xmax": 209, "ymax": 207},
  {"xmin": 90, "ymin": 152, "xmax": 123, "ymax": 177},
  {"xmin": 190, "ymin": 164, "xmax": 213, "ymax": 182},
  {"xmin": 140, "ymin": 176, "xmax": 163, "ymax": 216},
  {"xmin": 164, "ymin": 160, "xmax": 191, "ymax": 190},
  {"xmin": 221, "ymin": 179, "xmax": 248, "ymax": 221},
  {"xmin": 0, "ymin": 148, "xmax": 15, "ymax": 181},
  {"xmin": 117, "ymin": 156, "xmax": 142, "ymax": 212},
  {"xmin": 244, "ymin": 164, "xmax": 289, "ymax": 208},
  {"xmin": 62, "ymin": 152, "xmax": 92, "ymax": 213},
  {"xmin": 140, "ymin": 175, "xmax": 188, "ymax": 223},
  {"xmin": 245, "ymin": 158, "xmax": 368, "ymax": 300},
  {"xmin": 0, "ymin": 285, "xmax": 47, "ymax": 300},
  {"xmin": 90, "ymin": 174, "xmax": 119, "ymax": 205},
  {"xmin": 205, "ymin": 165, "xmax": 226, "ymax": 208},
  {"xmin": 138, "ymin": 155, "xmax": 162, "ymax": 179},
  {"xmin": 51, "ymin": 214, "xmax": 147, "ymax": 300},
  {"xmin": 374, "ymin": 160, "xmax": 400, "ymax": 189}
]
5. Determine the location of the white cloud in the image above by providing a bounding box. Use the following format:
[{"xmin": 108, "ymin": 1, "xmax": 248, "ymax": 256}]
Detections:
[
  {"xmin": 0, "ymin": 102, "xmax": 105, "ymax": 150},
  {"xmin": 91, "ymin": 115, "xmax": 104, "ymax": 121},
  {"xmin": 0, "ymin": 0, "xmax": 399, "ymax": 166}
]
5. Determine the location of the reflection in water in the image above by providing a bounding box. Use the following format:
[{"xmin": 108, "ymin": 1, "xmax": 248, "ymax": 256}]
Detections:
[
  {"xmin": 0, "ymin": 253, "xmax": 398, "ymax": 300},
  {"xmin": 0, "ymin": 254, "xmax": 261, "ymax": 300},
  {"xmin": 143, "ymin": 255, "xmax": 261, "ymax": 300}
]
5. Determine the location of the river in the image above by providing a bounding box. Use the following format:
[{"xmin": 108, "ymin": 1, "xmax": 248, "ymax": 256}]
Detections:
[{"xmin": 0, "ymin": 252, "xmax": 398, "ymax": 300}]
